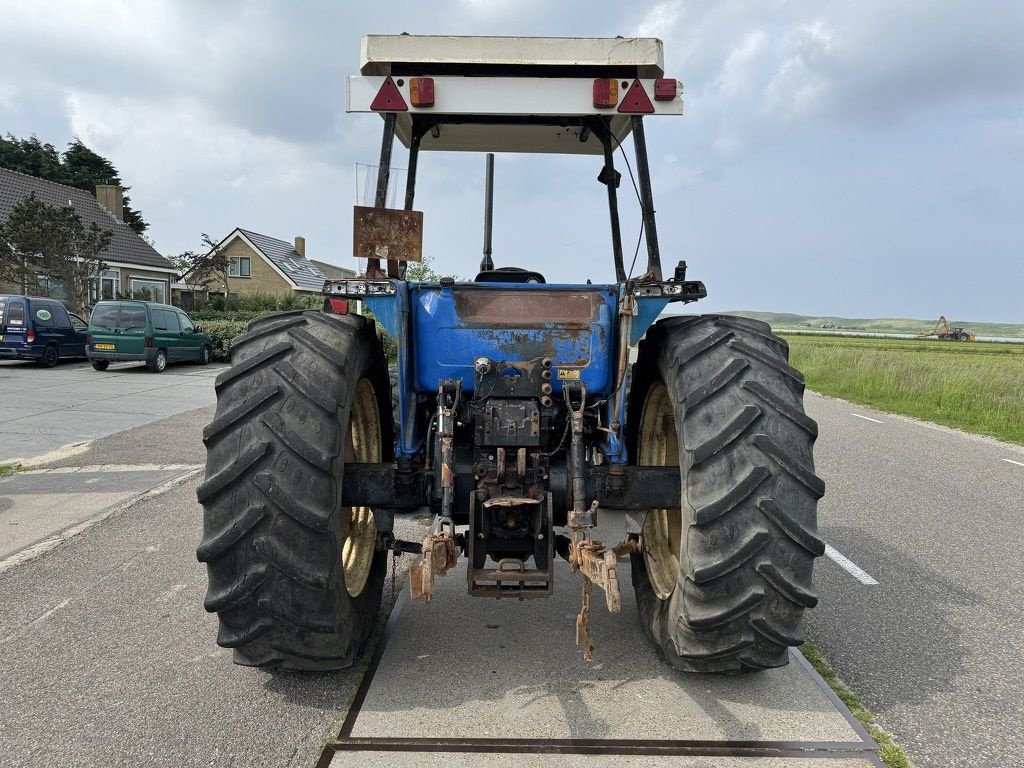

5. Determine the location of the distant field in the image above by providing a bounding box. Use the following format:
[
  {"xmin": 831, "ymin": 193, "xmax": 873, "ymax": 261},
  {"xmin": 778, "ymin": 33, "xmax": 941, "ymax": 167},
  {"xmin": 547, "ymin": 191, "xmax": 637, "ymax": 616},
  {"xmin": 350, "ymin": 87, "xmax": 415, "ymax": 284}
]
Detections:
[
  {"xmin": 729, "ymin": 311, "xmax": 1024, "ymax": 339},
  {"xmin": 784, "ymin": 335, "xmax": 1024, "ymax": 445}
]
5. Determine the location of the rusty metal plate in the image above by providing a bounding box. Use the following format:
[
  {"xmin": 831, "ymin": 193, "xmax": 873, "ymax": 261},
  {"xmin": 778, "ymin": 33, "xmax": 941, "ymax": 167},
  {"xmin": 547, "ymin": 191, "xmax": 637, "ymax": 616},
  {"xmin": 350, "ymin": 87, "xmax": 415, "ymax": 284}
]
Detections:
[
  {"xmin": 454, "ymin": 289, "xmax": 598, "ymax": 326},
  {"xmin": 353, "ymin": 206, "xmax": 423, "ymax": 262}
]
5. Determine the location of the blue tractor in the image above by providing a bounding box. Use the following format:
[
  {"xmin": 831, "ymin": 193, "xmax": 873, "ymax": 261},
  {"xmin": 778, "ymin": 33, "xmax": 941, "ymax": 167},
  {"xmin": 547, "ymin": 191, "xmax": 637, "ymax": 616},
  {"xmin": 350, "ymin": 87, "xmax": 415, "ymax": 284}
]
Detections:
[{"xmin": 197, "ymin": 35, "xmax": 825, "ymax": 673}]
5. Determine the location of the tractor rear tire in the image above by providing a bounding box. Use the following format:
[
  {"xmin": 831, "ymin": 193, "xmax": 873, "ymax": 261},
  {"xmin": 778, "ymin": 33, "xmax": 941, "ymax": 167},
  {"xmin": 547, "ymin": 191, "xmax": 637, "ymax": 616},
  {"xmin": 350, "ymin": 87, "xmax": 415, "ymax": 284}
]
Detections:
[
  {"xmin": 196, "ymin": 310, "xmax": 393, "ymax": 671},
  {"xmin": 627, "ymin": 315, "xmax": 825, "ymax": 673}
]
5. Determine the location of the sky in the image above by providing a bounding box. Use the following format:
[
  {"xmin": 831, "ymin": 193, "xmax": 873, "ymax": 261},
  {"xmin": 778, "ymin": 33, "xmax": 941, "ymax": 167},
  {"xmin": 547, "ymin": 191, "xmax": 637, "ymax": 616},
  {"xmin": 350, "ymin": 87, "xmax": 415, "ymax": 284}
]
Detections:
[{"xmin": 1, "ymin": 0, "xmax": 1022, "ymax": 321}]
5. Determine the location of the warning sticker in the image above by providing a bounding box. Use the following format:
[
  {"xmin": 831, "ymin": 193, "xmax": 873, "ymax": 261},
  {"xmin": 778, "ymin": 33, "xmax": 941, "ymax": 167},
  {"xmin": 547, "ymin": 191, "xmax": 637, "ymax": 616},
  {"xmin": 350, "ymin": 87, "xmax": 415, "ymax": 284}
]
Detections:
[{"xmin": 557, "ymin": 369, "xmax": 581, "ymax": 381}]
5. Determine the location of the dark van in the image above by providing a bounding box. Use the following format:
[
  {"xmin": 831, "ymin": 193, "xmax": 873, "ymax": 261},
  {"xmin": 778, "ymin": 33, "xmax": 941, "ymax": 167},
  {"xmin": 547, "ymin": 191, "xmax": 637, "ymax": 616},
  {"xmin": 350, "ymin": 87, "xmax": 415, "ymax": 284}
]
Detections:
[
  {"xmin": 87, "ymin": 300, "xmax": 213, "ymax": 373},
  {"xmin": 0, "ymin": 295, "xmax": 89, "ymax": 367}
]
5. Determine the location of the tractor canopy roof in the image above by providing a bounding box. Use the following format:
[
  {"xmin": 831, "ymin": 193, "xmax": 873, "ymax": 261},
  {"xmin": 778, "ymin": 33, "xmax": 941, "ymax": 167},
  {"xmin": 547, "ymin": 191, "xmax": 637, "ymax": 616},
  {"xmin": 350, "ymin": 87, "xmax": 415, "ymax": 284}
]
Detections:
[{"xmin": 348, "ymin": 35, "xmax": 682, "ymax": 155}]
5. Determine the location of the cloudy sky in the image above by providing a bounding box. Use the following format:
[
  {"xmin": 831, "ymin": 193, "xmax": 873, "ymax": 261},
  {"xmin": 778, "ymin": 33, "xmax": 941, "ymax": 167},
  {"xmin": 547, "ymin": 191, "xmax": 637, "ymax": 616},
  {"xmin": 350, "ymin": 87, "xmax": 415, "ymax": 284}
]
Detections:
[{"xmin": 2, "ymin": 1, "xmax": 1021, "ymax": 321}]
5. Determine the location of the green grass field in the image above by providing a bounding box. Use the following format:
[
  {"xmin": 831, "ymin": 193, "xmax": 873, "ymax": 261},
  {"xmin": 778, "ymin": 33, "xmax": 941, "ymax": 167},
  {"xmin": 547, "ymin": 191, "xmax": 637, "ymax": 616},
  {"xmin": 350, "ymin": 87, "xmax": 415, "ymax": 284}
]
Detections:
[
  {"xmin": 729, "ymin": 310, "xmax": 1024, "ymax": 338},
  {"xmin": 784, "ymin": 335, "xmax": 1024, "ymax": 445}
]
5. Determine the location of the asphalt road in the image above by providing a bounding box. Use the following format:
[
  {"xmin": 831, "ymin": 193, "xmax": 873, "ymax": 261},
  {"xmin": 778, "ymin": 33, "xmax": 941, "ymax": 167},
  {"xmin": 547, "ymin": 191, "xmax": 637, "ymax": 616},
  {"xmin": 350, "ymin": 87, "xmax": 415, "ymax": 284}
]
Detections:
[
  {"xmin": 1, "ymin": 381, "xmax": 1021, "ymax": 767},
  {"xmin": 0, "ymin": 358, "xmax": 222, "ymax": 463},
  {"xmin": 0, "ymin": 406, "xmax": 425, "ymax": 768},
  {"xmin": 803, "ymin": 392, "xmax": 1024, "ymax": 768}
]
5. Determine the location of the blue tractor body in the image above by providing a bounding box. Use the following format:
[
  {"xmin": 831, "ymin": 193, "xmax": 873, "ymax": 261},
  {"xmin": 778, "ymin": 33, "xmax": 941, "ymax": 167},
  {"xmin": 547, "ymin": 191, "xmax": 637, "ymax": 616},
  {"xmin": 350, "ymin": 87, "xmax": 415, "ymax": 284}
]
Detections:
[{"xmin": 365, "ymin": 282, "xmax": 674, "ymax": 465}]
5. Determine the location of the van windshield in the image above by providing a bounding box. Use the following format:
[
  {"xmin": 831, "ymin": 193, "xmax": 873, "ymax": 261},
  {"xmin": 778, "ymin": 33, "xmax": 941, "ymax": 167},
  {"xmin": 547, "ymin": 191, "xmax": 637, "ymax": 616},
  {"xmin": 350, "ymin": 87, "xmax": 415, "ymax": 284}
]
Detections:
[{"xmin": 90, "ymin": 305, "xmax": 120, "ymax": 331}]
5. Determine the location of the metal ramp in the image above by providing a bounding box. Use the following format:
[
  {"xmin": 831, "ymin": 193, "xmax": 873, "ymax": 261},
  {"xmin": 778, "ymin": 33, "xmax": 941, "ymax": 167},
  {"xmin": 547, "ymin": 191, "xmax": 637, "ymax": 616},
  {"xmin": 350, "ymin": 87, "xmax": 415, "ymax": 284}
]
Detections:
[{"xmin": 317, "ymin": 544, "xmax": 881, "ymax": 767}]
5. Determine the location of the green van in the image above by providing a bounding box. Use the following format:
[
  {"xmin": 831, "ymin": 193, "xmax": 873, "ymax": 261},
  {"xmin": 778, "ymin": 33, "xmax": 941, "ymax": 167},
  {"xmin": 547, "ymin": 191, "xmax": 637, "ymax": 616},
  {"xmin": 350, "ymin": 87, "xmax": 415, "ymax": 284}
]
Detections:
[{"xmin": 87, "ymin": 300, "xmax": 213, "ymax": 373}]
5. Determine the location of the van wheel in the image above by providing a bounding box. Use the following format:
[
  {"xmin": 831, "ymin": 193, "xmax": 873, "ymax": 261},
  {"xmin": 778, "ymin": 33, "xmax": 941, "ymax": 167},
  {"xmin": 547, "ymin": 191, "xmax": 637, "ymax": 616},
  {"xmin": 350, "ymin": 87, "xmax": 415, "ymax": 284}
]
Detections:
[
  {"xmin": 92, "ymin": 361, "xmax": 110, "ymax": 372},
  {"xmin": 148, "ymin": 349, "xmax": 167, "ymax": 373},
  {"xmin": 200, "ymin": 345, "xmax": 211, "ymax": 365},
  {"xmin": 39, "ymin": 344, "xmax": 59, "ymax": 368}
]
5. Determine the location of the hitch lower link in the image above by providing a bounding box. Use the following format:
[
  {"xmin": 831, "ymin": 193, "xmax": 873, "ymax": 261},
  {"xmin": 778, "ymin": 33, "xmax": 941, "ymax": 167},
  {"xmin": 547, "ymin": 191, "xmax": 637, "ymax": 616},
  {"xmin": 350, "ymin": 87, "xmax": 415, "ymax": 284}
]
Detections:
[
  {"xmin": 568, "ymin": 503, "xmax": 640, "ymax": 662},
  {"xmin": 411, "ymin": 381, "xmax": 463, "ymax": 603},
  {"xmin": 563, "ymin": 382, "xmax": 641, "ymax": 662},
  {"xmin": 409, "ymin": 517, "xmax": 460, "ymax": 603}
]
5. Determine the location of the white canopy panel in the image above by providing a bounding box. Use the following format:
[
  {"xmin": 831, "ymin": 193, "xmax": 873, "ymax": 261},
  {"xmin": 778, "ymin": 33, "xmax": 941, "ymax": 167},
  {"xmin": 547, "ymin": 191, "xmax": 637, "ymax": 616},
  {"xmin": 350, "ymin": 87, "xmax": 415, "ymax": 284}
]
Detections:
[
  {"xmin": 346, "ymin": 76, "xmax": 683, "ymax": 154},
  {"xmin": 360, "ymin": 35, "xmax": 665, "ymax": 78}
]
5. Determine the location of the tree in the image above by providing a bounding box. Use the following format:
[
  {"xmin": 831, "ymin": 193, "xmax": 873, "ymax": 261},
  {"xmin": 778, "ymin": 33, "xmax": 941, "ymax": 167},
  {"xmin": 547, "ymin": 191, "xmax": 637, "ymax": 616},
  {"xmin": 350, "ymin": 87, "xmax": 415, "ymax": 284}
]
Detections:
[
  {"xmin": 405, "ymin": 254, "xmax": 443, "ymax": 281},
  {"xmin": 0, "ymin": 193, "xmax": 111, "ymax": 314},
  {"xmin": 172, "ymin": 233, "xmax": 231, "ymax": 300},
  {"xmin": 62, "ymin": 139, "xmax": 148, "ymax": 235},
  {"xmin": 0, "ymin": 134, "xmax": 149, "ymax": 234}
]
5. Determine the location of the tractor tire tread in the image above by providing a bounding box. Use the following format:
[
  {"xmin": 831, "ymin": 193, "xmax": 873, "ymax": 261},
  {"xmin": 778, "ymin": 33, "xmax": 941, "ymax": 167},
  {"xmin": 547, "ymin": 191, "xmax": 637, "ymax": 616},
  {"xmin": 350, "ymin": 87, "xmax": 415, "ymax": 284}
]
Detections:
[
  {"xmin": 628, "ymin": 314, "xmax": 823, "ymax": 673},
  {"xmin": 196, "ymin": 310, "xmax": 391, "ymax": 671}
]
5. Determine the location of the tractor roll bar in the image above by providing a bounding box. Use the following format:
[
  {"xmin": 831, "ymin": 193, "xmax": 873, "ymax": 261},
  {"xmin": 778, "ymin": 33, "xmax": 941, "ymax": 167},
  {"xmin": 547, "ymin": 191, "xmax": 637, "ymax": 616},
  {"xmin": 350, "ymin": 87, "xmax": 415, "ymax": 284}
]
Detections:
[{"xmin": 370, "ymin": 113, "xmax": 665, "ymax": 284}]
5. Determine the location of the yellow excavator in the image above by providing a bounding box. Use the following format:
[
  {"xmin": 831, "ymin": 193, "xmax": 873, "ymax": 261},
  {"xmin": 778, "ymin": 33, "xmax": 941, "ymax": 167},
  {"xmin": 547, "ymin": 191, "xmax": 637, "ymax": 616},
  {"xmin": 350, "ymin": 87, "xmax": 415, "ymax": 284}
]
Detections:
[{"xmin": 917, "ymin": 316, "xmax": 976, "ymax": 341}]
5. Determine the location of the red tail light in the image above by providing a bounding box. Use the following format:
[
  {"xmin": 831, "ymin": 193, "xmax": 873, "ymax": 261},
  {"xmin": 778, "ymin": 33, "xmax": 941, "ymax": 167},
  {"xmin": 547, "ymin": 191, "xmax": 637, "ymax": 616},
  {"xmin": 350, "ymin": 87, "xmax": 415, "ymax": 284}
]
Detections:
[
  {"xmin": 593, "ymin": 78, "xmax": 619, "ymax": 108},
  {"xmin": 144, "ymin": 336, "xmax": 153, "ymax": 348},
  {"xmin": 654, "ymin": 78, "xmax": 679, "ymax": 101},
  {"xmin": 327, "ymin": 298, "xmax": 349, "ymax": 315},
  {"xmin": 26, "ymin": 330, "xmax": 36, "ymax": 343},
  {"xmin": 86, "ymin": 334, "xmax": 92, "ymax": 345}
]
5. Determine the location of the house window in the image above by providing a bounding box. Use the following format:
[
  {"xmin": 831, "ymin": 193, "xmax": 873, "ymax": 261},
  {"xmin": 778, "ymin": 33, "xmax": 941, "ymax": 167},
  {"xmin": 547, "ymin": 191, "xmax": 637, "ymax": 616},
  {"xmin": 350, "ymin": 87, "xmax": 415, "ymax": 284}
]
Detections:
[
  {"xmin": 90, "ymin": 269, "xmax": 120, "ymax": 302},
  {"xmin": 100, "ymin": 270, "xmax": 120, "ymax": 299},
  {"xmin": 229, "ymin": 257, "xmax": 251, "ymax": 277},
  {"xmin": 129, "ymin": 278, "xmax": 167, "ymax": 304}
]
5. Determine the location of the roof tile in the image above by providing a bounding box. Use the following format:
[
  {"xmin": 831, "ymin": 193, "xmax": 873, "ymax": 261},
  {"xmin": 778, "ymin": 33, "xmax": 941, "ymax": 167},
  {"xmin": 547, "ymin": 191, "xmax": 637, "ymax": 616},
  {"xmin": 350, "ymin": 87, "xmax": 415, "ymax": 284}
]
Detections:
[{"xmin": 0, "ymin": 168, "xmax": 173, "ymax": 271}]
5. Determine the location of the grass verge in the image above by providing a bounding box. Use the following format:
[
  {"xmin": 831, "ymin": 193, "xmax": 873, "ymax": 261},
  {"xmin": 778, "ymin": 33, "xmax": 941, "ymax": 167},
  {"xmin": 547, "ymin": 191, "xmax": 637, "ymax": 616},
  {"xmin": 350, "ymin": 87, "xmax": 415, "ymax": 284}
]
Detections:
[
  {"xmin": 784, "ymin": 335, "xmax": 1024, "ymax": 445},
  {"xmin": 0, "ymin": 463, "xmax": 23, "ymax": 478},
  {"xmin": 800, "ymin": 642, "xmax": 911, "ymax": 768}
]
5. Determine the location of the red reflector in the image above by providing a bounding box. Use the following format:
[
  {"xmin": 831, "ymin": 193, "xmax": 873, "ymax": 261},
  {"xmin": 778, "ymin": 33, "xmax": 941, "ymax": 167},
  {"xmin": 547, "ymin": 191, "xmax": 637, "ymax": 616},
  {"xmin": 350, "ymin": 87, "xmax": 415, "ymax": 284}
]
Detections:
[
  {"xmin": 328, "ymin": 298, "xmax": 349, "ymax": 315},
  {"xmin": 27, "ymin": 330, "xmax": 36, "ymax": 343},
  {"xmin": 654, "ymin": 78, "xmax": 678, "ymax": 101},
  {"xmin": 409, "ymin": 77, "xmax": 434, "ymax": 108},
  {"xmin": 86, "ymin": 334, "xmax": 92, "ymax": 345},
  {"xmin": 370, "ymin": 76, "xmax": 408, "ymax": 112},
  {"xmin": 592, "ymin": 78, "xmax": 618, "ymax": 108},
  {"xmin": 617, "ymin": 79, "xmax": 655, "ymax": 114},
  {"xmin": 144, "ymin": 336, "xmax": 153, "ymax": 348}
]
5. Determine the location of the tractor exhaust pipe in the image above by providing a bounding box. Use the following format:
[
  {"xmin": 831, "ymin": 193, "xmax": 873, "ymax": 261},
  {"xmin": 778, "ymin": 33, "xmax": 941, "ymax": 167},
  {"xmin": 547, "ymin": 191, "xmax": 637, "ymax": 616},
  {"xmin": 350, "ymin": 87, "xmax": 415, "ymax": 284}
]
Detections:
[{"xmin": 480, "ymin": 153, "xmax": 495, "ymax": 273}]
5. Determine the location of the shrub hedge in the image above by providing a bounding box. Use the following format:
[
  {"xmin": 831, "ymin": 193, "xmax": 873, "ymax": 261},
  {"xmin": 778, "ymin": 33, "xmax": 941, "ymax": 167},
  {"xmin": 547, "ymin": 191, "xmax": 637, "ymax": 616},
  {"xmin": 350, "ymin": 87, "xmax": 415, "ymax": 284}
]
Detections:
[{"xmin": 200, "ymin": 319, "xmax": 249, "ymax": 362}]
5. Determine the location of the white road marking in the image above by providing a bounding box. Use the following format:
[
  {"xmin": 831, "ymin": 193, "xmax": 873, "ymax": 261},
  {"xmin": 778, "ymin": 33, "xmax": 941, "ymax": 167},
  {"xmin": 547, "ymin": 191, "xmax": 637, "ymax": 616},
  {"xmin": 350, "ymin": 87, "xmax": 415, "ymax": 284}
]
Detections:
[
  {"xmin": 850, "ymin": 413, "xmax": 885, "ymax": 424},
  {"xmin": 18, "ymin": 464, "xmax": 201, "ymax": 475},
  {"xmin": 156, "ymin": 584, "xmax": 188, "ymax": 603},
  {"xmin": 824, "ymin": 544, "xmax": 879, "ymax": 586},
  {"xmin": 1, "ymin": 598, "xmax": 71, "ymax": 645},
  {"xmin": 1001, "ymin": 458, "xmax": 1024, "ymax": 467}
]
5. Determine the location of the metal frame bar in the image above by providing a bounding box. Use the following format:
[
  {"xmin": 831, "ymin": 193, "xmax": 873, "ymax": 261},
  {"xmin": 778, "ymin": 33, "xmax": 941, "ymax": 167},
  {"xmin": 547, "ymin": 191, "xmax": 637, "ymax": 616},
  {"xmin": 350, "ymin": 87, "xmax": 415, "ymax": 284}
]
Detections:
[
  {"xmin": 597, "ymin": 120, "xmax": 626, "ymax": 283},
  {"xmin": 630, "ymin": 115, "xmax": 663, "ymax": 282},
  {"xmin": 366, "ymin": 112, "xmax": 397, "ymax": 279}
]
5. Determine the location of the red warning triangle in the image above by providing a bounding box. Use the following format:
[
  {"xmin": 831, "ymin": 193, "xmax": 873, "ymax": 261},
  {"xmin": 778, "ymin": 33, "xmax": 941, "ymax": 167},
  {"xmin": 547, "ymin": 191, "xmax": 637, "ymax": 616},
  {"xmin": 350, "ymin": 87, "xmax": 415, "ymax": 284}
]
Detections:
[
  {"xmin": 617, "ymin": 78, "xmax": 655, "ymax": 114},
  {"xmin": 370, "ymin": 76, "xmax": 408, "ymax": 112}
]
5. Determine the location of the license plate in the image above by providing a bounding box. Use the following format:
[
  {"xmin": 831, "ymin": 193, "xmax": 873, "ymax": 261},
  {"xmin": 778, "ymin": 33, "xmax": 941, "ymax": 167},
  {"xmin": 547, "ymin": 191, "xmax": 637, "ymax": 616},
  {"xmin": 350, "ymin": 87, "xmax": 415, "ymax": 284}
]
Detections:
[{"xmin": 94, "ymin": 343, "xmax": 116, "ymax": 351}]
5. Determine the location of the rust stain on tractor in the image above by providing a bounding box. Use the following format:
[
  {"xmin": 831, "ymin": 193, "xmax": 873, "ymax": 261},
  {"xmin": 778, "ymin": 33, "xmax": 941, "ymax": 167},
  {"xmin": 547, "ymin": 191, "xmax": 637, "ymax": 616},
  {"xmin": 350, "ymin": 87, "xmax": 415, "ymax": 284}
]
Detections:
[
  {"xmin": 353, "ymin": 206, "xmax": 423, "ymax": 262},
  {"xmin": 454, "ymin": 290, "xmax": 598, "ymax": 328}
]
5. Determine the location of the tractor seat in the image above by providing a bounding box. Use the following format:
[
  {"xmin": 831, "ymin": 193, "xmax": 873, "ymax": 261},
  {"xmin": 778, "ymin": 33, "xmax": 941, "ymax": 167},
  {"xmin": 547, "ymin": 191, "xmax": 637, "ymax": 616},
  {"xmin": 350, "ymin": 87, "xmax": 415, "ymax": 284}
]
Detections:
[{"xmin": 474, "ymin": 266, "xmax": 546, "ymax": 284}]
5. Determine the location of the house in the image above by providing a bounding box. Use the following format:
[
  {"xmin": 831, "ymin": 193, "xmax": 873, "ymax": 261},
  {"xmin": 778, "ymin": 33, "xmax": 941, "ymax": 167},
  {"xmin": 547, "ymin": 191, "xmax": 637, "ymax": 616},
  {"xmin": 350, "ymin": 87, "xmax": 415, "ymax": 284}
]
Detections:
[
  {"xmin": 0, "ymin": 168, "xmax": 176, "ymax": 304},
  {"xmin": 309, "ymin": 259, "xmax": 356, "ymax": 282},
  {"xmin": 204, "ymin": 228, "xmax": 337, "ymax": 297}
]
